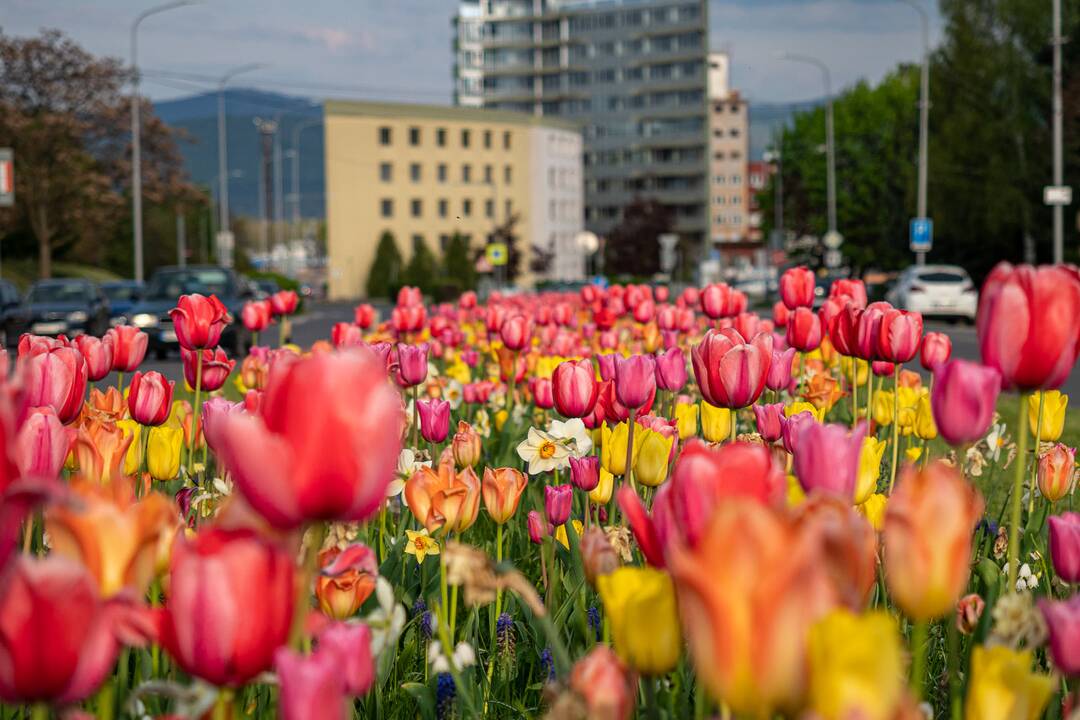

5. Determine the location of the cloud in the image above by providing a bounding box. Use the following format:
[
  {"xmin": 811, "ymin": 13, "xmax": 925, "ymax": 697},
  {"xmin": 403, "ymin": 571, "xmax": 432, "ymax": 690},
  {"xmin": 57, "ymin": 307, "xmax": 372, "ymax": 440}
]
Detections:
[{"xmin": 299, "ymin": 27, "xmax": 354, "ymax": 53}]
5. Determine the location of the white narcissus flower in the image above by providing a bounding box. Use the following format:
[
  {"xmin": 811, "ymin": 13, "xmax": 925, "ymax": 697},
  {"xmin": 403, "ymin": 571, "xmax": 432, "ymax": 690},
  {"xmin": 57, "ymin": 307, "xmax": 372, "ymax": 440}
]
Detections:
[
  {"xmin": 366, "ymin": 577, "xmax": 406, "ymax": 657},
  {"xmin": 986, "ymin": 423, "xmax": 1008, "ymax": 461},
  {"xmin": 516, "ymin": 426, "xmax": 571, "ymax": 475},
  {"xmin": 547, "ymin": 417, "xmax": 593, "ymax": 456},
  {"xmin": 391, "ymin": 449, "xmax": 431, "ymax": 502},
  {"xmin": 444, "ymin": 380, "xmax": 464, "ymax": 410},
  {"xmin": 473, "ymin": 409, "xmax": 491, "ymax": 438}
]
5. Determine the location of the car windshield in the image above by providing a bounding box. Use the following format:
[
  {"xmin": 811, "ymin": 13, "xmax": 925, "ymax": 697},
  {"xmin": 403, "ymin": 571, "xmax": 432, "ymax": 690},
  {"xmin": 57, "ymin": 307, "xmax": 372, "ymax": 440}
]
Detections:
[
  {"xmin": 27, "ymin": 283, "xmax": 90, "ymax": 304},
  {"xmin": 145, "ymin": 269, "xmax": 233, "ymax": 299},
  {"xmin": 103, "ymin": 285, "xmax": 139, "ymax": 302},
  {"xmin": 917, "ymin": 271, "xmax": 968, "ymax": 283}
]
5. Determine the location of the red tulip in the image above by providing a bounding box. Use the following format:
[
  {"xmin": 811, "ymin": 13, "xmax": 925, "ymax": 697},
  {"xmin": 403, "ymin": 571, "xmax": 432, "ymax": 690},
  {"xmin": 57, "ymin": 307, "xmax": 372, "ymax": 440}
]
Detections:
[
  {"xmin": 106, "ymin": 326, "xmax": 148, "ymax": 373},
  {"xmin": 1039, "ymin": 596, "xmax": 1080, "ymax": 676},
  {"xmin": 391, "ymin": 304, "xmax": 426, "ymax": 334},
  {"xmin": 920, "ymin": 331, "xmax": 952, "ymax": 371},
  {"xmin": 530, "ymin": 377, "xmax": 554, "ymax": 410},
  {"xmin": 18, "ymin": 334, "xmax": 68, "ymax": 357},
  {"xmin": 397, "ymin": 286, "xmax": 423, "ymax": 307},
  {"xmin": 771, "ymin": 301, "xmax": 789, "ymax": 328},
  {"xmin": 545, "ymin": 484, "xmax": 572, "ymax": 526},
  {"xmin": 20, "ymin": 347, "xmax": 87, "ymax": 425},
  {"xmin": 331, "ymin": 322, "xmax": 364, "ymax": 349},
  {"xmin": 614, "ymin": 354, "xmax": 656, "ymax": 409},
  {"xmin": 552, "ymin": 359, "xmax": 599, "ymax": 418},
  {"xmin": 159, "ymin": 528, "xmax": 294, "ymax": 687},
  {"xmin": 830, "ymin": 305, "xmax": 860, "ymax": 357},
  {"xmin": 16, "ymin": 406, "xmax": 70, "ymax": 481},
  {"xmin": 1049, "ymin": 513, "xmax": 1080, "ymax": 583},
  {"xmin": 417, "ymin": 398, "xmax": 451, "ymax": 443},
  {"xmin": 459, "ymin": 291, "xmax": 478, "ymax": 310},
  {"xmin": 779, "ymin": 266, "xmax": 815, "ymax": 309},
  {"xmin": 700, "ymin": 283, "xmax": 741, "ymax": 319},
  {"xmin": 241, "ymin": 300, "xmax": 272, "ymax": 333},
  {"xmin": 817, "ymin": 297, "xmax": 845, "ymax": 337},
  {"xmin": 182, "ymin": 347, "xmax": 235, "ymax": 393},
  {"xmin": 170, "ymin": 294, "xmax": 229, "ymax": 351},
  {"xmin": 127, "ymin": 371, "xmax": 174, "ymax": 426},
  {"xmin": 793, "ymin": 422, "xmax": 868, "ymax": 502},
  {"xmin": 785, "ymin": 307, "xmax": 822, "ymax": 352},
  {"xmin": 877, "ymin": 309, "xmax": 923, "ymax": 363},
  {"xmin": 829, "ymin": 278, "xmax": 868, "ymax": 309},
  {"xmin": 74, "ymin": 335, "xmax": 114, "ymax": 382},
  {"xmin": 216, "ymin": 350, "xmax": 402, "ymax": 528},
  {"xmin": 270, "ymin": 290, "xmax": 299, "ymax": 316},
  {"xmin": 691, "ymin": 328, "xmax": 772, "ymax": 409},
  {"xmin": 977, "ymin": 262, "xmax": 1080, "ymax": 391},
  {"xmin": 930, "ymin": 360, "xmax": 1001, "ymax": 446},
  {"xmin": 354, "ymin": 303, "xmax": 377, "ymax": 329},
  {"xmin": 499, "ymin": 314, "xmax": 532, "ymax": 351}
]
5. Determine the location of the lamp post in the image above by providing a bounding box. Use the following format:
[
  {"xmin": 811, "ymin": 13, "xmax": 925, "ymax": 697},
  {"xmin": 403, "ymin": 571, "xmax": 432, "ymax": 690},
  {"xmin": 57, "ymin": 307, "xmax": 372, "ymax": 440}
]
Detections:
[
  {"xmin": 289, "ymin": 119, "xmax": 323, "ymax": 235},
  {"xmin": 897, "ymin": 0, "xmax": 931, "ymax": 265},
  {"xmin": 216, "ymin": 63, "xmax": 264, "ymax": 262},
  {"xmin": 1051, "ymin": 0, "xmax": 1065, "ymax": 264},
  {"xmin": 130, "ymin": 0, "xmax": 198, "ymax": 282},
  {"xmin": 781, "ymin": 53, "xmax": 837, "ymax": 240}
]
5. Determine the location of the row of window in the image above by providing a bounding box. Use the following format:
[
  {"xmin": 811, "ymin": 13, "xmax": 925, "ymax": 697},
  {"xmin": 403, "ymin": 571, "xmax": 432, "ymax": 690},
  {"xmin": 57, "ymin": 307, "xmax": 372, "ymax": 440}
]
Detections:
[
  {"xmin": 378, "ymin": 126, "xmax": 512, "ymax": 150},
  {"xmin": 378, "ymin": 162, "xmax": 512, "ymax": 185},
  {"xmin": 567, "ymin": 5, "xmax": 701, "ymax": 34},
  {"xmin": 715, "ymin": 214, "xmax": 744, "ymax": 225},
  {"xmin": 714, "ymin": 174, "xmax": 743, "ymax": 185},
  {"xmin": 712, "ymin": 128, "xmax": 741, "ymax": 138},
  {"xmin": 713, "ymin": 194, "xmax": 746, "ymax": 205},
  {"xmin": 380, "ymin": 197, "xmax": 513, "ymax": 220},
  {"xmin": 713, "ymin": 150, "xmax": 744, "ymax": 161}
]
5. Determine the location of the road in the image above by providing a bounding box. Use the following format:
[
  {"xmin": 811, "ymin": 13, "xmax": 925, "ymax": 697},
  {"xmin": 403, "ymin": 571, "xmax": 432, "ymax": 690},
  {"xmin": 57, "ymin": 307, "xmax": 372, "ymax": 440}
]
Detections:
[{"xmin": 130, "ymin": 304, "xmax": 1080, "ymax": 399}]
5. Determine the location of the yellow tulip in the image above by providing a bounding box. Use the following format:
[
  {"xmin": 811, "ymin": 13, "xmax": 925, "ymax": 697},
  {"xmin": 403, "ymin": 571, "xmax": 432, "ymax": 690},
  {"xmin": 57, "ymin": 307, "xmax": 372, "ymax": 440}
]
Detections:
[
  {"xmin": 597, "ymin": 567, "xmax": 681, "ymax": 675},
  {"xmin": 857, "ymin": 494, "xmax": 887, "ymax": 531},
  {"xmin": 590, "ymin": 466, "xmax": 615, "ymax": 505},
  {"xmin": 787, "ymin": 473, "xmax": 806, "ymax": 508},
  {"xmin": 554, "ymin": 519, "xmax": 585, "ymax": 550},
  {"xmin": 701, "ymin": 402, "xmax": 732, "ymax": 443},
  {"xmin": 807, "ymin": 609, "xmax": 904, "ymax": 720},
  {"xmin": 965, "ymin": 646, "xmax": 1053, "ymax": 720},
  {"xmin": 855, "ymin": 437, "xmax": 887, "ymax": 505},
  {"xmin": 445, "ymin": 359, "xmax": 472, "ymax": 385},
  {"xmin": 840, "ymin": 356, "xmax": 869, "ymax": 386},
  {"xmin": 785, "ymin": 401, "xmax": 824, "ymax": 422},
  {"xmin": 914, "ymin": 395, "xmax": 937, "ymax": 441},
  {"xmin": 674, "ymin": 402, "xmax": 699, "ymax": 440},
  {"xmin": 1028, "ymin": 390, "xmax": 1067, "ymax": 442},
  {"xmin": 634, "ymin": 429, "xmax": 674, "ymax": 488},
  {"xmin": 601, "ymin": 421, "xmax": 644, "ymax": 476},
  {"xmin": 873, "ymin": 391, "xmax": 894, "ymax": 427},
  {"xmin": 494, "ymin": 409, "xmax": 509, "ymax": 432},
  {"xmin": 146, "ymin": 425, "xmax": 183, "ymax": 481},
  {"xmin": 118, "ymin": 419, "xmax": 143, "ymax": 477}
]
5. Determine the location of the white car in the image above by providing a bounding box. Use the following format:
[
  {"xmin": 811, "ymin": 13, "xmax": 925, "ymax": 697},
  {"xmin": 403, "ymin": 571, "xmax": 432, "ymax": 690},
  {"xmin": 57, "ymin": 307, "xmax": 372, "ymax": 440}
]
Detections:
[{"xmin": 886, "ymin": 265, "xmax": 978, "ymax": 321}]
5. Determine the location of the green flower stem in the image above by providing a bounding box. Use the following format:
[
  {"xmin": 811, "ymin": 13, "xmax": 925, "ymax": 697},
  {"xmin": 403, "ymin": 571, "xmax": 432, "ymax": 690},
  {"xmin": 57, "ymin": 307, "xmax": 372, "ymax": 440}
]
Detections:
[
  {"xmin": 625, "ymin": 408, "xmax": 636, "ymax": 491},
  {"xmin": 1008, "ymin": 393, "xmax": 1031, "ymax": 592},
  {"xmin": 187, "ymin": 352, "xmax": 203, "ymax": 475},
  {"xmin": 910, "ymin": 619, "xmax": 929, "ymax": 700},
  {"xmin": 31, "ymin": 703, "xmax": 48, "ymax": 720},
  {"xmin": 851, "ymin": 363, "xmax": 859, "ymax": 428},
  {"xmin": 947, "ymin": 613, "xmax": 962, "ymax": 720},
  {"xmin": 411, "ymin": 385, "xmax": 420, "ymax": 450},
  {"xmin": 1029, "ymin": 391, "xmax": 1045, "ymax": 515},
  {"xmin": 289, "ymin": 522, "xmax": 327, "ymax": 648},
  {"xmin": 888, "ymin": 366, "xmax": 901, "ymax": 493},
  {"xmin": 116, "ymin": 371, "xmax": 124, "ymax": 394}
]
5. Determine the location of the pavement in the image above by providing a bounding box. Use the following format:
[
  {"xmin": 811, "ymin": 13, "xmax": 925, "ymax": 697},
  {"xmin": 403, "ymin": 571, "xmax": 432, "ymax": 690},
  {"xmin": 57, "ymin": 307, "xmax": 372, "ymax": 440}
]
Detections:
[{"xmin": 127, "ymin": 304, "xmax": 1080, "ymax": 399}]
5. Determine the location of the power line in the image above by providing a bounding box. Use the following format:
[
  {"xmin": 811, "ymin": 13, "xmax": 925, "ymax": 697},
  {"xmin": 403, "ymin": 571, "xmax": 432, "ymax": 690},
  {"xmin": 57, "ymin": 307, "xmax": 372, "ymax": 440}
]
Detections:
[{"xmin": 141, "ymin": 68, "xmax": 452, "ymax": 101}]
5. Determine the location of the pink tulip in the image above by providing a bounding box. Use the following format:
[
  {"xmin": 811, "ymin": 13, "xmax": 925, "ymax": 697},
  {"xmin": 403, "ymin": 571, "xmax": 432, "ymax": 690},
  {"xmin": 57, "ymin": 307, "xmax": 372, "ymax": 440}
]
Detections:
[
  {"xmin": 919, "ymin": 331, "xmax": 952, "ymax": 371},
  {"xmin": 417, "ymin": 398, "xmax": 451, "ymax": 444},
  {"xmin": 106, "ymin": 326, "xmax": 148, "ymax": 373},
  {"xmin": 317, "ymin": 622, "xmax": 375, "ymax": 696},
  {"xmin": 765, "ymin": 346, "xmax": 797, "ymax": 392},
  {"xmin": 654, "ymin": 347, "xmax": 688, "ymax": 392},
  {"xmin": 201, "ymin": 397, "xmax": 244, "ymax": 453},
  {"xmin": 930, "ymin": 360, "xmax": 1001, "ymax": 446},
  {"xmin": 499, "ymin": 314, "xmax": 532, "ymax": 351},
  {"xmin": 552, "ymin": 359, "xmax": 599, "ymax": 419},
  {"xmin": 780, "ymin": 411, "xmax": 815, "ymax": 454},
  {"xmin": 354, "ymin": 303, "xmax": 377, "ymax": 329},
  {"xmin": 793, "ymin": 422, "xmax": 868, "ymax": 501},
  {"xmin": 614, "ymin": 354, "xmax": 656, "ymax": 410},
  {"xmin": 73, "ymin": 335, "xmax": 114, "ymax": 382},
  {"xmin": 331, "ymin": 323, "xmax": 364, "ymax": 348},
  {"xmin": 1049, "ymin": 513, "xmax": 1080, "ymax": 583},
  {"xmin": 395, "ymin": 344, "xmax": 428, "ymax": 387},
  {"xmin": 752, "ymin": 403, "xmax": 785, "ymax": 442},
  {"xmin": 569, "ymin": 455, "xmax": 600, "ymax": 492},
  {"xmin": 817, "ymin": 297, "xmax": 845, "ymax": 337},
  {"xmin": 20, "ymin": 347, "xmax": 87, "ymax": 425},
  {"xmin": 275, "ymin": 648, "xmax": 345, "ymax": 720},
  {"xmin": 397, "ymin": 286, "xmax": 423, "ymax": 308},
  {"xmin": 530, "ymin": 377, "xmax": 554, "ymax": 410},
  {"xmin": 270, "ymin": 290, "xmax": 299, "ymax": 316},
  {"xmin": 779, "ymin": 266, "xmax": 815, "ymax": 309},
  {"xmin": 241, "ymin": 300, "xmax": 272, "ymax": 333},
  {"xmin": 829, "ymin": 278, "xmax": 868, "ymax": 309},
  {"xmin": 877, "ymin": 309, "xmax": 923, "ymax": 363},
  {"xmin": 127, "ymin": 371, "xmax": 174, "ymax": 426},
  {"xmin": 872, "ymin": 361, "xmax": 895, "ymax": 377},
  {"xmin": 16, "ymin": 407, "xmax": 70, "ymax": 481},
  {"xmin": 632, "ymin": 299, "xmax": 655, "ymax": 324},
  {"xmin": 527, "ymin": 510, "xmax": 548, "ymax": 544},
  {"xmin": 786, "ymin": 307, "xmax": 822, "ymax": 352},
  {"xmin": 545, "ymin": 484, "xmax": 573, "ymax": 526},
  {"xmin": 700, "ymin": 283, "xmax": 741, "ymax": 319},
  {"xmin": 18, "ymin": 334, "xmax": 67, "ymax": 358},
  {"xmin": 182, "ymin": 347, "xmax": 235, "ymax": 393},
  {"xmin": 1039, "ymin": 596, "xmax": 1080, "ymax": 676},
  {"xmin": 597, "ymin": 354, "xmax": 617, "ymax": 382},
  {"xmin": 216, "ymin": 350, "xmax": 402, "ymax": 528},
  {"xmin": 691, "ymin": 328, "xmax": 772, "ymax": 409}
]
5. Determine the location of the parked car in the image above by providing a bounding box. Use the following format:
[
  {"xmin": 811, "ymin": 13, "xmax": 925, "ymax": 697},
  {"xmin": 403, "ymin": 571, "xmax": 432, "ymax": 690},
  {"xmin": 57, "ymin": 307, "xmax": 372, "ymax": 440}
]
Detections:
[
  {"xmin": 252, "ymin": 277, "xmax": 280, "ymax": 298},
  {"xmin": 885, "ymin": 265, "xmax": 978, "ymax": 321},
  {"xmin": 0, "ymin": 279, "xmax": 30, "ymax": 346},
  {"xmin": 127, "ymin": 265, "xmax": 252, "ymax": 358},
  {"xmin": 25, "ymin": 278, "xmax": 110, "ymax": 337},
  {"xmin": 101, "ymin": 280, "xmax": 144, "ymax": 325}
]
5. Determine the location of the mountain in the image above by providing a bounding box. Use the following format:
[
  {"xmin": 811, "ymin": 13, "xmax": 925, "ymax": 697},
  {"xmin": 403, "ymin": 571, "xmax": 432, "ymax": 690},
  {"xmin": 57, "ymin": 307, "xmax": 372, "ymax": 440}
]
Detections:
[
  {"xmin": 748, "ymin": 100, "xmax": 821, "ymax": 159},
  {"xmin": 154, "ymin": 89, "xmax": 325, "ymax": 219}
]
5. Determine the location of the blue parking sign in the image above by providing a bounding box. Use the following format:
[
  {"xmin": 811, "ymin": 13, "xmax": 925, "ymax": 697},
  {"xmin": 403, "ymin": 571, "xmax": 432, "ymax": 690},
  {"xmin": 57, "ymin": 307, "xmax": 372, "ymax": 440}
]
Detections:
[{"xmin": 910, "ymin": 218, "xmax": 932, "ymax": 252}]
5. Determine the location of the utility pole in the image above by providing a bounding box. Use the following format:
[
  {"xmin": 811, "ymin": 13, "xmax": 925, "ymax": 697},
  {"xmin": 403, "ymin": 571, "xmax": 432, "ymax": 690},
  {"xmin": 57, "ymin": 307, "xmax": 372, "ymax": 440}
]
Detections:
[
  {"xmin": 290, "ymin": 119, "xmax": 323, "ymax": 238},
  {"xmin": 898, "ymin": 0, "xmax": 931, "ymax": 265},
  {"xmin": 176, "ymin": 212, "xmax": 186, "ymax": 267},
  {"xmin": 215, "ymin": 63, "xmax": 263, "ymax": 266},
  {"xmin": 254, "ymin": 118, "xmax": 276, "ymax": 260},
  {"xmin": 1052, "ymin": 0, "xmax": 1065, "ymax": 264},
  {"xmin": 782, "ymin": 54, "xmax": 837, "ymax": 239}
]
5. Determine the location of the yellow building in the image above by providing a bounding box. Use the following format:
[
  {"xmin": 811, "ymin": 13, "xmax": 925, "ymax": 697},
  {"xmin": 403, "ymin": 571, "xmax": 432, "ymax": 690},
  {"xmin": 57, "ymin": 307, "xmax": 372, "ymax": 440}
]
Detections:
[{"xmin": 324, "ymin": 99, "xmax": 584, "ymax": 300}]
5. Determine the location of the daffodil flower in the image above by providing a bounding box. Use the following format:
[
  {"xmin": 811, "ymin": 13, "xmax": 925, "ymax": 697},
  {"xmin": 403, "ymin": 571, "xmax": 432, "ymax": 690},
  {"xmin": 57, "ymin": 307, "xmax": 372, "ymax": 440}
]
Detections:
[
  {"xmin": 404, "ymin": 528, "xmax": 440, "ymax": 565},
  {"xmin": 516, "ymin": 427, "xmax": 571, "ymax": 475}
]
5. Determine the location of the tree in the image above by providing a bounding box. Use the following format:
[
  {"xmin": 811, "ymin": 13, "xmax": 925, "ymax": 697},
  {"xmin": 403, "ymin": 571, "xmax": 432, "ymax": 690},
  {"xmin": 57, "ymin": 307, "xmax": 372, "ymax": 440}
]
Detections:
[
  {"xmin": 603, "ymin": 197, "xmax": 672, "ymax": 277},
  {"xmin": 366, "ymin": 230, "xmax": 402, "ymax": 300},
  {"xmin": 0, "ymin": 30, "xmax": 199, "ymax": 278},
  {"xmin": 402, "ymin": 236, "xmax": 438, "ymax": 298},
  {"xmin": 442, "ymin": 232, "xmax": 476, "ymax": 292}
]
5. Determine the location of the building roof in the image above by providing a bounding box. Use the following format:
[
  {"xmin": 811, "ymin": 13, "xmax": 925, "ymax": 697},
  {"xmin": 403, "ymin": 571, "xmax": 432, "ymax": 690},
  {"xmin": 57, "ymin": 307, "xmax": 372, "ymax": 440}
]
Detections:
[{"xmin": 324, "ymin": 99, "xmax": 582, "ymax": 133}]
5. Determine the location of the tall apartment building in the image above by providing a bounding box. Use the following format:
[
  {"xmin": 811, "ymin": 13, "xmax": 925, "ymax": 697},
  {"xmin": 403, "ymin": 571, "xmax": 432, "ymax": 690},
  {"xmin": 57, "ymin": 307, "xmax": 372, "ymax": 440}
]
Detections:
[
  {"xmin": 706, "ymin": 51, "xmax": 753, "ymax": 261},
  {"xmin": 323, "ymin": 100, "xmax": 583, "ymax": 300},
  {"xmin": 453, "ymin": 0, "xmax": 710, "ymax": 259}
]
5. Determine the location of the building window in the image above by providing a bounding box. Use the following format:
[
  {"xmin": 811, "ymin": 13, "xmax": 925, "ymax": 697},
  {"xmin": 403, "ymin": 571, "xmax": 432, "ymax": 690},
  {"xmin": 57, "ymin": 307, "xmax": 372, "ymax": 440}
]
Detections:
[
  {"xmin": 379, "ymin": 162, "xmax": 392, "ymax": 182},
  {"xmin": 713, "ymin": 151, "xmax": 724, "ymax": 160},
  {"xmin": 437, "ymin": 164, "xmax": 447, "ymax": 182},
  {"xmin": 410, "ymin": 163, "xmax": 421, "ymax": 182},
  {"xmin": 730, "ymin": 151, "xmax": 742, "ymax": 159},
  {"xmin": 378, "ymin": 126, "xmax": 391, "ymax": 145},
  {"xmin": 436, "ymin": 128, "xmax": 446, "ymax": 147},
  {"xmin": 462, "ymin": 199, "xmax": 472, "ymax": 217},
  {"xmin": 462, "ymin": 164, "xmax": 471, "ymax": 183},
  {"xmin": 484, "ymin": 164, "xmax": 493, "ymax": 183},
  {"xmin": 715, "ymin": 196, "xmax": 725, "ymax": 205},
  {"xmin": 412, "ymin": 234, "xmax": 424, "ymax": 251},
  {"xmin": 439, "ymin": 234, "xmax": 450, "ymax": 251},
  {"xmin": 503, "ymin": 131, "xmax": 511, "ymax": 149},
  {"xmin": 438, "ymin": 199, "xmax": 448, "ymax": 218},
  {"xmin": 504, "ymin": 199, "xmax": 512, "ymax": 217},
  {"xmin": 483, "ymin": 130, "xmax": 492, "ymax": 148},
  {"xmin": 461, "ymin": 129, "xmax": 471, "ymax": 148},
  {"xmin": 732, "ymin": 174, "xmax": 742, "ymax": 183},
  {"xmin": 411, "ymin": 199, "xmax": 422, "ymax": 218},
  {"xmin": 409, "ymin": 127, "xmax": 421, "ymax": 145},
  {"xmin": 380, "ymin": 199, "xmax": 393, "ymax": 218},
  {"xmin": 504, "ymin": 165, "xmax": 512, "ymax": 184},
  {"xmin": 485, "ymin": 199, "xmax": 494, "ymax": 218}
]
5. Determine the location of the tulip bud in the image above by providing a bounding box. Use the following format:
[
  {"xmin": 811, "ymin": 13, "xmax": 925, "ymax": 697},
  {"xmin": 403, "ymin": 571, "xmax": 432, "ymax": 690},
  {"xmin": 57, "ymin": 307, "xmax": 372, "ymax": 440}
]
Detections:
[
  {"xmin": 1038, "ymin": 595, "xmax": 1080, "ymax": 677},
  {"xmin": 481, "ymin": 467, "xmax": 528, "ymax": 525},
  {"xmin": 692, "ymin": 328, "xmax": 772, "ymax": 409},
  {"xmin": 499, "ymin": 314, "xmax": 532, "ymax": 351},
  {"xmin": 1049, "ymin": 512, "xmax": 1080, "ymax": 583},
  {"xmin": 1038, "ymin": 444, "xmax": 1076, "ymax": 503},
  {"xmin": 569, "ymin": 455, "xmax": 600, "ymax": 492},
  {"xmin": 147, "ymin": 425, "xmax": 183, "ymax": 481},
  {"xmin": 786, "ymin": 307, "xmax": 822, "ymax": 352},
  {"xmin": 779, "ymin": 266, "xmax": 815, "ymax": 309},
  {"xmin": 16, "ymin": 407, "xmax": 71, "ymax": 481},
  {"xmin": 1029, "ymin": 390, "xmax": 1068, "ymax": 442},
  {"xmin": 451, "ymin": 421, "xmax": 482, "ymax": 468},
  {"xmin": 527, "ymin": 510, "xmax": 548, "ymax": 544},
  {"xmin": 545, "ymin": 484, "xmax": 573, "ymax": 527},
  {"xmin": 127, "ymin": 370, "xmax": 175, "ymax": 426},
  {"xmin": 654, "ymin": 347, "xmax": 687, "ymax": 392},
  {"xmin": 270, "ymin": 290, "xmax": 299, "ymax": 316},
  {"xmin": 919, "ymin": 331, "xmax": 952, "ymax": 371},
  {"xmin": 956, "ymin": 593, "xmax": 986, "ymax": 635},
  {"xmin": 765, "ymin": 347, "xmax": 796, "ymax": 392},
  {"xmin": 793, "ymin": 422, "xmax": 867, "ymax": 502},
  {"xmin": 700, "ymin": 401, "xmax": 732, "ymax": 443}
]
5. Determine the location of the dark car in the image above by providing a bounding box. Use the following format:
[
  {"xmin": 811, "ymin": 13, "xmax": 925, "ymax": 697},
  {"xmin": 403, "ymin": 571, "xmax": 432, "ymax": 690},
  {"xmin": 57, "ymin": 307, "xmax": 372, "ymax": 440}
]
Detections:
[
  {"xmin": 25, "ymin": 279, "xmax": 110, "ymax": 338},
  {"xmin": 0, "ymin": 280, "xmax": 30, "ymax": 346},
  {"xmin": 253, "ymin": 277, "xmax": 280, "ymax": 298},
  {"xmin": 127, "ymin": 265, "xmax": 252, "ymax": 358},
  {"xmin": 101, "ymin": 280, "xmax": 144, "ymax": 324}
]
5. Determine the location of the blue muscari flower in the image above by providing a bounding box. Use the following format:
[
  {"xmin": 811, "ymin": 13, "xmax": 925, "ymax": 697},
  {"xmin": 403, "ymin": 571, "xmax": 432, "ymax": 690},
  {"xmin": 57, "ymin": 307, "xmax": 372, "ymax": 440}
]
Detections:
[
  {"xmin": 587, "ymin": 605, "xmax": 601, "ymax": 640},
  {"xmin": 540, "ymin": 647, "xmax": 555, "ymax": 682},
  {"xmin": 436, "ymin": 673, "xmax": 456, "ymax": 720},
  {"xmin": 420, "ymin": 611, "xmax": 433, "ymax": 639},
  {"xmin": 496, "ymin": 612, "xmax": 513, "ymax": 637},
  {"xmin": 412, "ymin": 597, "xmax": 427, "ymax": 615}
]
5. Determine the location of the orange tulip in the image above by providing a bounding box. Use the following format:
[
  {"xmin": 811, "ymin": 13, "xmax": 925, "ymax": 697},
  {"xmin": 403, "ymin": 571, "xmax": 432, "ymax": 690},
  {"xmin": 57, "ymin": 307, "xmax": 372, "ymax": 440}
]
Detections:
[
  {"xmin": 72, "ymin": 419, "xmax": 134, "ymax": 486},
  {"xmin": 240, "ymin": 353, "xmax": 268, "ymax": 391},
  {"xmin": 404, "ymin": 449, "xmax": 481, "ymax": 533},
  {"xmin": 897, "ymin": 369, "xmax": 922, "ymax": 390},
  {"xmin": 45, "ymin": 477, "xmax": 178, "ymax": 597},
  {"xmin": 315, "ymin": 546, "xmax": 376, "ymax": 620},
  {"xmin": 804, "ymin": 372, "xmax": 844, "ymax": 413},
  {"xmin": 793, "ymin": 495, "xmax": 878, "ymax": 610},
  {"xmin": 481, "ymin": 466, "xmax": 528, "ymax": 524},
  {"xmin": 884, "ymin": 460, "xmax": 983, "ymax": 621},
  {"xmin": 668, "ymin": 499, "xmax": 839, "ymax": 716},
  {"xmin": 1038, "ymin": 443, "xmax": 1075, "ymax": 503},
  {"xmin": 85, "ymin": 386, "xmax": 127, "ymax": 424},
  {"xmin": 452, "ymin": 420, "xmax": 482, "ymax": 469}
]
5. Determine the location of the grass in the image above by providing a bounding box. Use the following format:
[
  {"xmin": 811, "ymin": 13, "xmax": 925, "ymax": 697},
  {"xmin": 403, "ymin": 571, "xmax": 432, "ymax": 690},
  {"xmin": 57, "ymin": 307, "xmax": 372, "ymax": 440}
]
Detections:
[{"xmin": 1, "ymin": 259, "xmax": 121, "ymax": 291}]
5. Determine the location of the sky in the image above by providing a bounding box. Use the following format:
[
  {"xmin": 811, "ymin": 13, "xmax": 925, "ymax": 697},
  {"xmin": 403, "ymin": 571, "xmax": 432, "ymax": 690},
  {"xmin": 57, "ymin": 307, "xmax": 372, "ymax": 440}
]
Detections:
[{"xmin": 1, "ymin": 0, "xmax": 944, "ymax": 106}]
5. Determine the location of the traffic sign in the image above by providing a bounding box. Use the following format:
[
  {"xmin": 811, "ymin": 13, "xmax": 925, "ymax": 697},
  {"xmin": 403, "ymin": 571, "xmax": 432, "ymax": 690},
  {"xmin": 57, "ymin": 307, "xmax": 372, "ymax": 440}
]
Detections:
[
  {"xmin": 823, "ymin": 230, "xmax": 844, "ymax": 249},
  {"xmin": 485, "ymin": 242, "xmax": 508, "ymax": 266},
  {"xmin": 0, "ymin": 149, "xmax": 13, "ymax": 208},
  {"xmin": 909, "ymin": 218, "xmax": 932, "ymax": 253},
  {"xmin": 1045, "ymin": 186, "xmax": 1073, "ymax": 206}
]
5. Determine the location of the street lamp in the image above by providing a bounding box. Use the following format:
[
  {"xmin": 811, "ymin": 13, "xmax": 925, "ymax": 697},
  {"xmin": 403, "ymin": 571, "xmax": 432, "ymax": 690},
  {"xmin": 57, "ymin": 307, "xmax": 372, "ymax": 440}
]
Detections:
[
  {"xmin": 896, "ymin": 0, "xmax": 931, "ymax": 265},
  {"xmin": 216, "ymin": 62, "xmax": 265, "ymax": 261},
  {"xmin": 289, "ymin": 119, "xmax": 323, "ymax": 230},
  {"xmin": 781, "ymin": 53, "xmax": 837, "ymax": 242},
  {"xmin": 130, "ymin": 0, "xmax": 199, "ymax": 283}
]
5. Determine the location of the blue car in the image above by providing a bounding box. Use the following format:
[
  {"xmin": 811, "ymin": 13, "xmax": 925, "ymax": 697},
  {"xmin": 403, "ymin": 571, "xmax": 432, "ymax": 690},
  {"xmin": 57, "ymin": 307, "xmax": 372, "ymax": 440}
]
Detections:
[{"xmin": 101, "ymin": 280, "xmax": 144, "ymax": 325}]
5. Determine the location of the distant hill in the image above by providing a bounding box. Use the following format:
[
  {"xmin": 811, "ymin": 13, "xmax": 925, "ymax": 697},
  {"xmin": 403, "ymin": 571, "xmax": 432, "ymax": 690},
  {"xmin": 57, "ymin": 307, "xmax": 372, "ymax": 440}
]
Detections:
[
  {"xmin": 748, "ymin": 100, "xmax": 821, "ymax": 159},
  {"xmin": 154, "ymin": 89, "xmax": 325, "ymax": 219}
]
